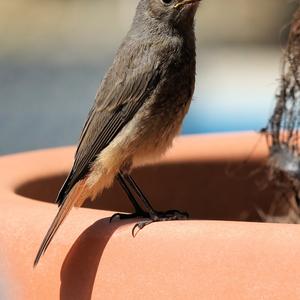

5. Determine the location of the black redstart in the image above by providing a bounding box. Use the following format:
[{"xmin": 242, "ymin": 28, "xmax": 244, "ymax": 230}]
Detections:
[{"xmin": 34, "ymin": 0, "xmax": 201, "ymax": 266}]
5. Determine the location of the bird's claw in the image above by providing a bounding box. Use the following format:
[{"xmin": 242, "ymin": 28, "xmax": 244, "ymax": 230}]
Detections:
[
  {"xmin": 132, "ymin": 210, "xmax": 189, "ymax": 237},
  {"xmin": 109, "ymin": 211, "xmax": 149, "ymax": 223}
]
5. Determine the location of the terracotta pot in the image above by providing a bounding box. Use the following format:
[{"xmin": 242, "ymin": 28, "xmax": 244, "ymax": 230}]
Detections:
[{"xmin": 1, "ymin": 132, "xmax": 300, "ymax": 299}]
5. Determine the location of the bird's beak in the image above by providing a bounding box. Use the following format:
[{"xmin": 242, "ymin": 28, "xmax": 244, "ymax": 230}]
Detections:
[{"xmin": 173, "ymin": 0, "xmax": 201, "ymax": 9}]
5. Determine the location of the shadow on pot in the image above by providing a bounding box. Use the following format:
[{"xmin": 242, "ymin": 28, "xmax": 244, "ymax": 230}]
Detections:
[{"xmin": 59, "ymin": 217, "xmax": 133, "ymax": 300}]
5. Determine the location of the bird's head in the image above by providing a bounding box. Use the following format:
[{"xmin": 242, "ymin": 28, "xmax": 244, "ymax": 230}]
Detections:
[{"xmin": 135, "ymin": 0, "xmax": 201, "ymax": 29}]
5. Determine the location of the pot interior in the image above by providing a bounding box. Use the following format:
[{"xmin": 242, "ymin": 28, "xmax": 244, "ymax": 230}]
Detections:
[{"xmin": 15, "ymin": 158, "xmax": 291, "ymax": 222}]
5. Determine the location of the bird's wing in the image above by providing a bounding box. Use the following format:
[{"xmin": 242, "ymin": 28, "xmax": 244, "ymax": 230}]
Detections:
[
  {"xmin": 56, "ymin": 61, "xmax": 161, "ymax": 206},
  {"xmin": 34, "ymin": 60, "xmax": 161, "ymax": 266}
]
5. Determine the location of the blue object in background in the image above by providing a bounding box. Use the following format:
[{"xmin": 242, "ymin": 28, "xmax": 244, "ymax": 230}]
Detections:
[{"xmin": 183, "ymin": 47, "xmax": 278, "ymax": 135}]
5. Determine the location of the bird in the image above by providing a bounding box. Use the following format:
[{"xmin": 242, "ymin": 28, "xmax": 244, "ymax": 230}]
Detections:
[{"xmin": 34, "ymin": 0, "xmax": 201, "ymax": 266}]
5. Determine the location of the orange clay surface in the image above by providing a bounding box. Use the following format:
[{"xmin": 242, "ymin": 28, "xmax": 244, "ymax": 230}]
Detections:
[{"xmin": 0, "ymin": 132, "xmax": 300, "ymax": 299}]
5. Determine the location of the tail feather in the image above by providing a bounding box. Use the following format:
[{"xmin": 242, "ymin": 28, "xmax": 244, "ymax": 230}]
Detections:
[
  {"xmin": 56, "ymin": 170, "xmax": 74, "ymax": 206},
  {"xmin": 34, "ymin": 181, "xmax": 85, "ymax": 267}
]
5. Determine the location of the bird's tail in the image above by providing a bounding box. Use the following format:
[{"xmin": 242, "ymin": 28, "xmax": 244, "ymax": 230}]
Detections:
[{"xmin": 33, "ymin": 180, "xmax": 86, "ymax": 267}]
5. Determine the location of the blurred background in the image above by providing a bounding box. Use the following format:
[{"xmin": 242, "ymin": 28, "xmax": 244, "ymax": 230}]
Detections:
[{"xmin": 0, "ymin": 0, "xmax": 298, "ymax": 155}]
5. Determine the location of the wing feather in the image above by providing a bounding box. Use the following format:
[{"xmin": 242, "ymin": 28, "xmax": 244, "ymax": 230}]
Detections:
[{"xmin": 56, "ymin": 64, "xmax": 160, "ymax": 205}]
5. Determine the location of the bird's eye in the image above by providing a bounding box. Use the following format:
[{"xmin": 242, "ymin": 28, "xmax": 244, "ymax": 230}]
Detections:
[{"xmin": 160, "ymin": 0, "xmax": 174, "ymax": 5}]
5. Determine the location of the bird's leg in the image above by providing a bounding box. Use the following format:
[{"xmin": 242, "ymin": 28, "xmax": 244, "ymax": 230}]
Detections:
[
  {"xmin": 117, "ymin": 173, "xmax": 145, "ymax": 213},
  {"xmin": 123, "ymin": 174, "xmax": 189, "ymax": 236},
  {"xmin": 110, "ymin": 173, "xmax": 149, "ymax": 222},
  {"xmin": 123, "ymin": 174, "xmax": 156, "ymax": 215}
]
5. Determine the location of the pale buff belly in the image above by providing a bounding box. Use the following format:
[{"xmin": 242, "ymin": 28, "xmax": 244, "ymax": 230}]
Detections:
[{"xmin": 83, "ymin": 98, "xmax": 191, "ymax": 200}]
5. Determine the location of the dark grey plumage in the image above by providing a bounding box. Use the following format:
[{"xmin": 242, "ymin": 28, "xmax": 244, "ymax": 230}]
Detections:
[{"xmin": 35, "ymin": 0, "xmax": 200, "ymax": 266}]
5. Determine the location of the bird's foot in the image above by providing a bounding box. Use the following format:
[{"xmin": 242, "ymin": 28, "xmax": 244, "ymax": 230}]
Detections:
[
  {"xmin": 132, "ymin": 210, "xmax": 189, "ymax": 236},
  {"xmin": 110, "ymin": 210, "xmax": 150, "ymax": 223}
]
